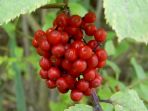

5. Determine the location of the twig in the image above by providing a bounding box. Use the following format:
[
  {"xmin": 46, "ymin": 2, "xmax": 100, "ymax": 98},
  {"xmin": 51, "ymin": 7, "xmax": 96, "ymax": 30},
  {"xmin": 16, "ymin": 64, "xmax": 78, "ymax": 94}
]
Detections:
[
  {"xmin": 91, "ymin": 89, "xmax": 103, "ymax": 111},
  {"xmin": 40, "ymin": 3, "xmax": 66, "ymax": 9},
  {"xmin": 99, "ymin": 99, "xmax": 113, "ymax": 104}
]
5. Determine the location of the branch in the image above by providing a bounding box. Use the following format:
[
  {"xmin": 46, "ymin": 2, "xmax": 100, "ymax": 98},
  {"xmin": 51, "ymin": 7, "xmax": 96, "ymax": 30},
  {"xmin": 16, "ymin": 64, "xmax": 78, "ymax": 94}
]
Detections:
[
  {"xmin": 40, "ymin": 3, "xmax": 66, "ymax": 9},
  {"xmin": 91, "ymin": 89, "xmax": 103, "ymax": 111}
]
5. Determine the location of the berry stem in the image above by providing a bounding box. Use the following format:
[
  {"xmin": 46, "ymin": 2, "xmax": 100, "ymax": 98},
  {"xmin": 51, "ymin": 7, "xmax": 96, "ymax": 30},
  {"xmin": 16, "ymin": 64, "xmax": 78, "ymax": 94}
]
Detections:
[
  {"xmin": 40, "ymin": 3, "xmax": 66, "ymax": 9},
  {"xmin": 99, "ymin": 99, "xmax": 113, "ymax": 104},
  {"xmin": 91, "ymin": 89, "xmax": 103, "ymax": 111}
]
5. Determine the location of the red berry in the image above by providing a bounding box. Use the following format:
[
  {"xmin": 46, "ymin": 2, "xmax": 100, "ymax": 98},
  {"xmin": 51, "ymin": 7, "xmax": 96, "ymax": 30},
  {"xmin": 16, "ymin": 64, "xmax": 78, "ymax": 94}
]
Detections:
[
  {"xmin": 48, "ymin": 67, "xmax": 61, "ymax": 80},
  {"xmin": 39, "ymin": 57, "xmax": 51, "ymax": 70},
  {"xmin": 73, "ymin": 29, "xmax": 83, "ymax": 40},
  {"xmin": 70, "ymin": 90, "xmax": 83, "ymax": 102},
  {"xmin": 53, "ymin": 13, "xmax": 68, "ymax": 27},
  {"xmin": 56, "ymin": 78, "xmax": 69, "ymax": 93},
  {"xmin": 84, "ymin": 24, "xmax": 97, "ymax": 36},
  {"xmin": 46, "ymin": 79, "xmax": 56, "ymax": 88},
  {"xmin": 94, "ymin": 28, "xmax": 107, "ymax": 43},
  {"xmin": 40, "ymin": 40, "xmax": 50, "ymax": 51},
  {"xmin": 52, "ymin": 44, "xmax": 65, "ymax": 57},
  {"xmin": 64, "ymin": 75, "xmax": 76, "ymax": 89},
  {"xmin": 69, "ymin": 15, "xmax": 82, "ymax": 27},
  {"xmin": 50, "ymin": 55, "xmax": 61, "ymax": 66},
  {"xmin": 34, "ymin": 30, "xmax": 46, "ymax": 42},
  {"xmin": 90, "ymin": 74, "xmax": 102, "ymax": 88},
  {"xmin": 84, "ymin": 69, "xmax": 96, "ymax": 81},
  {"xmin": 39, "ymin": 69, "xmax": 48, "ymax": 79},
  {"xmin": 65, "ymin": 27, "xmax": 78, "ymax": 35},
  {"xmin": 71, "ymin": 40, "xmax": 84, "ymax": 50},
  {"xmin": 97, "ymin": 60, "xmax": 106, "ymax": 68},
  {"xmin": 96, "ymin": 49, "xmax": 107, "ymax": 61},
  {"xmin": 62, "ymin": 59, "xmax": 72, "ymax": 71},
  {"xmin": 87, "ymin": 40, "xmax": 98, "ymax": 49},
  {"xmin": 65, "ymin": 48, "xmax": 77, "ymax": 61},
  {"xmin": 36, "ymin": 47, "xmax": 50, "ymax": 58},
  {"xmin": 79, "ymin": 46, "xmax": 93, "ymax": 60},
  {"xmin": 77, "ymin": 79, "xmax": 89, "ymax": 92},
  {"xmin": 61, "ymin": 32, "xmax": 69, "ymax": 44},
  {"xmin": 69, "ymin": 69, "xmax": 80, "ymax": 77},
  {"xmin": 32, "ymin": 39, "xmax": 38, "ymax": 48},
  {"xmin": 83, "ymin": 12, "xmax": 96, "ymax": 23},
  {"xmin": 72, "ymin": 60, "xmax": 87, "ymax": 73},
  {"xmin": 47, "ymin": 30, "xmax": 62, "ymax": 45},
  {"xmin": 87, "ymin": 54, "xmax": 98, "ymax": 68},
  {"xmin": 84, "ymin": 88, "xmax": 92, "ymax": 96}
]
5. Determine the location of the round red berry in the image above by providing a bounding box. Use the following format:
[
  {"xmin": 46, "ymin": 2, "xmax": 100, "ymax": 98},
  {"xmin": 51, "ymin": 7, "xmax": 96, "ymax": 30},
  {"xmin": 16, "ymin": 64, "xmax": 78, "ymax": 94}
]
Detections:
[
  {"xmin": 72, "ymin": 60, "xmax": 87, "ymax": 73},
  {"xmin": 65, "ymin": 48, "xmax": 77, "ymax": 61},
  {"xmin": 83, "ymin": 12, "xmax": 96, "ymax": 23},
  {"xmin": 79, "ymin": 46, "xmax": 93, "ymax": 60},
  {"xmin": 48, "ymin": 67, "xmax": 61, "ymax": 80},
  {"xmin": 70, "ymin": 90, "xmax": 83, "ymax": 102},
  {"xmin": 96, "ymin": 49, "xmax": 107, "ymax": 61},
  {"xmin": 52, "ymin": 44, "xmax": 65, "ymax": 57},
  {"xmin": 84, "ymin": 69, "xmax": 96, "ymax": 81},
  {"xmin": 84, "ymin": 24, "xmax": 97, "ymax": 36},
  {"xmin": 69, "ymin": 15, "xmax": 82, "ymax": 27},
  {"xmin": 87, "ymin": 54, "xmax": 98, "ymax": 68},
  {"xmin": 39, "ymin": 57, "xmax": 51, "ymax": 70},
  {"xmin": 77, "ymin": 79, "xmax": 89, "ymax": 92},
  {"xmin": 39, "ymin": 69, "xmax": 48, "ymax": 79},
  {"xmin": 94, "ymin": 28, "xmax": 107, "ymax": 43}
]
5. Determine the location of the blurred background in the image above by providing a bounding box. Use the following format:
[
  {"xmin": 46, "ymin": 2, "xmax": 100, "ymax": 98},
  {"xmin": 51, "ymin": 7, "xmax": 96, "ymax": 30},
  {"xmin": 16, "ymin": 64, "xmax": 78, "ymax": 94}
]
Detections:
[{"xmin": 0, "ymin": 0, "xmax": 148, "ymax": 111}]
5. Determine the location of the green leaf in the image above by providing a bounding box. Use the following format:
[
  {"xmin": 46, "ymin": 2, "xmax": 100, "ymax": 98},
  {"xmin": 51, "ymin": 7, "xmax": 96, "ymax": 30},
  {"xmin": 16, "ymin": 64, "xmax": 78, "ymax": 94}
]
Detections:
[
  {"xmin": 111, "ymin": 90, "xmax": 148, "ymax": 111},
  {"xmin": 105, "ymin": 40, "xmax": 116, "ymax": 56},
  {"xmin": 69, "ymin": 3, "xmax": 87, "ymax": 17},
  {"xmin": 0, "ymin": 0, "xmax": 48, "ymax": 25},
  {"xmin": 130, "ymin": 57, "xmax": 146, "ymax": 79},
  {"xmin": 103, "ymin": 0, "xmax": 148, "ymax": 43},
  {"xmin": 64, "ymin": 104, "xmax": 93, "ymax": 111},
  {"xmin": 106, "ymin": 60, "xmax": 121, "ymax": 79}
]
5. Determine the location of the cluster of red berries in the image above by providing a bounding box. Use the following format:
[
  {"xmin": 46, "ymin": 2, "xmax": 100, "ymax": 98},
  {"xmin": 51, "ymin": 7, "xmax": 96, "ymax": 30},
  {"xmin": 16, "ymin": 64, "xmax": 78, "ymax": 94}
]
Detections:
[{"xmin": 32, "ymin": 12, "xmax": 107, "ymax": 102}]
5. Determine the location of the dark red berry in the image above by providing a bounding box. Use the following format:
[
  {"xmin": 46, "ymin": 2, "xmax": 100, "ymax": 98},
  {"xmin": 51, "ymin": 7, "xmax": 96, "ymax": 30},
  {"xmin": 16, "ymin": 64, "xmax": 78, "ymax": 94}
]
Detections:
[
  {"xmin": 48, "ymin": 67, "xmax": 61, "ymax": 80},
  {"xmin": 83, "ymin": 12, "xmax": 96, "ymax": 23},
  {"xmin": 46, "ymin": 79, "xmax": 56, "ymax": 88},
  {"xmin": 84, "ymin": 88, "xmax": 92, "ymax": 96},
  {"xmin": 64, "ymin": 75, "xmax": 76, "ymax": 89},
  {"xmin": 87, "ymin": 40, "xmax": 98, "ymax": 49},
  {"xmin": 97, "ymin": 60, "xmax": 106, "ymax": 68},
  {"xmin": 52, "ymin": 44, "xmax": 65, "ymax": 57},
  {"xmin": 40, "ymin": 40, "xmax": 50, "ymax": 51},
  {"xmin": 70, "ymin": 90, "xmax": 83, "ymax": 102},
  {"xmin": 39, "ymin": 69, "xmax": 48, "ymax": 79},
  {"xmin": 69, "ymin": 15, "xmax": 82, "ymax": 27},
  {"xmin": 96, "ymin": 49, "xmax": 107, "ymax": 61},
  {"xmin": 61, "ymin": 32, "xmax": 69, "ymax": 44},
  {"xmin": 72, "ymin": 60, "xmax": 87, "ymax": 73},
  {"xmin": 84, "ymin": 24, "xmax": 97, "ymax": 36},
  {"xmin": 79, "ymin": 46, "xmax": 93, "ymax": 60},
  {"xmin": 87, "ymin": 54, "xmax": 98, "ymax": 68},
  {"xmin": 65, "ymin": 48, "xmax": 77, "ymax": 61},
  {"xmin": 39, "ymin": 57, "xmax": 51, "ymax": 70},
  {"xmin": 94, "ymin": 28, "xmax": 107, "ymax": 43},
  {"xmin": 84, "ymin": 69, "xmax": 96, "ymax": 81},
  {"xmin": 32, "ymin": 39, "xmax": 38, "ymax": 48},
  {"xmin": 77, "ymin": 79, "xmax": 89, "ymax": 92},
  {"xmin": 56, "ymin": 78, "xmax": 69, "ymax": 93},
  {"xmin": 62, "ymin": 59, "xmax": 72, "ymax": 71}
]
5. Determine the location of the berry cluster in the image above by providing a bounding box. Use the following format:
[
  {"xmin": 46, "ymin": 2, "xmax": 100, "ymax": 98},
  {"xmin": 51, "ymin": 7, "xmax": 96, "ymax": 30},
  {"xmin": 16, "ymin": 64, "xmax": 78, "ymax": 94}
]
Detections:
[{"xmin": 32, "ymin": 12, "xmax": 107, "ymax": 102}]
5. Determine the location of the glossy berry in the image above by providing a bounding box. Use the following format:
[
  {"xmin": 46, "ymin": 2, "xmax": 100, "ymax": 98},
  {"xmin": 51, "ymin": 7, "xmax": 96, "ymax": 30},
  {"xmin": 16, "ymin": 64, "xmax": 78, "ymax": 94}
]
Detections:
[
  {"xmin": 65, "ymin": 48, "xmax": 77, "ymax": 61},
  {"xmin": 46, "ymin": 79, "xmax": 56, "ymax": 88},
  {"xmin": 62, "ymin": 59, "xmax": 72, "ymax": 71},
  {"xmin": 96, "ymin": 49, "xmax": 107, "ymax": 61},
  {"xmin": 50, "ymin": 55, "xmax": 61, "ymax": 66},
  {"xmin": 72, "ymin": 60, "xmax": 87, "ymax": 73},
  {"xmin": 70, "ymin": 90, "xmax": 83, "ymax": 102},
  {"xmin": 90, "ymin": 74, "xmax": 102, "ymax": 88},
  {"xmin": 47, "ymin": 30, "xmax": 62, "ymax": 45},
  {"xmin": 69, "ymin": 15, "xmax": 82, "ymax": 27},
  {"xmin": 52, "ymin": 44, "xmax": 65, "ymax": 57},
  {"xmin": 83, "ymin": 12, "xmax": 96, "ymax": 23},
  {"xmin": 48, "ymin": 67, "xmax": 61, "ymax": 80},
  {"xmin": 79, "ymin": 46, "xmax": 93, "ymax": 60},
  {"xmin": 39, "ymin": 57, "xmax": 51, "ymax": 70},
  {"xmin": 87, "ymin": 40, "xmax": 98, "ymax": 49},
  {"xmin": 32, "ymin": 39, "xmax": 38, "ymax": 48},
  {"xmin": 40, "ymin": 40, "xmax": 50, "ymax": 51},
  {"xmin": 61, "ymin": 32, "xmax": 69, "ymax": 44},
  {"xmin": 64, "ymin": 75, "xmax": 76, "ymax": 89},
  {"xmin": 84, "ymin": 69, "xmax": 96, "ymax": 81},
  {"xmin": 77, "ymin": 79, "xmax": 89, "ymax": 92},
  {"xmin": 84, "ymin": 24, "xmax": 97, "ymax": 36},
  {"xmin": 71, "ymin": 40, "xmax": 84, "ymax": 50},
  {"xmin": 87, "ymin": 54, "xmax": 98, "ymax": 68},
  {"xmin": 97, "ymin": 60, "xmax": 106, "ymax": 68},
  {"xmin": 34, "ymin": 30, "xmax": 46, "ymax": 42},
  {"xmin": 39, "ymin": 69, "xmax": 48, "ymax": 79},
  {"xmin": 56, "ymin": 78, "xmax": 69, "ymax": 93},
  {"xmin": 94, "ymin": 28, "xmax": 107, "ymax": 43},
  {"xmin": 84, "ymin": 88, "xmax": 92, "ymax": 96}
]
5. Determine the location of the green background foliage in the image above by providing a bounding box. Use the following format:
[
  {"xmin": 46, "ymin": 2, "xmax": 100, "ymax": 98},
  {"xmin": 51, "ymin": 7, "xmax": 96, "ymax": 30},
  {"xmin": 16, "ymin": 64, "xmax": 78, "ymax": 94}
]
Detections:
[{"xmin": 0, "ymin": 0, "xmax": 148, "ymax": 111}]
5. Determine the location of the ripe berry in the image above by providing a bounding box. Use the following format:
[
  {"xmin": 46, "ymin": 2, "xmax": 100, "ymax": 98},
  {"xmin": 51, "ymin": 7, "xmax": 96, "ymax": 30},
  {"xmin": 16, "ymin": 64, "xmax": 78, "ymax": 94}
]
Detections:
[
  {"xmin": 84, "ymin": 88, "xmax": 92, "ymax": 96},
  {"xmin": 72, "ymin": 60, "xmax": 87, "ymax": 73},
  {"xmin": 40, "ymin": 40, "xmax": 50, "ymax": 51},
  {"xmin": 47, "ymin": 30, "xmax": 62, "ymax": 45},
  {"xmin": 36, "ymin": 47, "xmax": 50, "ymax": 58},
  {"xmin": 46, "ymin": 79, "xmax": 56, "ymax": 88},
  {"xmin": 87, "ymin": 54, "xmax": 98, "ymax": 68},
  {"xmin": 32, "ymin": 39, "xmax": 38, "ymax": 48},
  {"xmin": 84, "ymin": 24, "xmax": 97, "ymax": 36},
  {"xmin": 73, "ymin": 29, "xmax": 83, "ymax": 40},
  {"xmin": 56, "ymin": 78, "xmax": 69, "ymax": 93},
  {"xmin": 97, "ymin": 60, "xmax": 106, "ymax": 68},
  {"xmin": 65, "ymin": 48, "xmax": 77, "ymax": 61},
  {"xmin": 34, "ymin": 30, "xmax": 46, "ymax": 42},
  {"xmin": 71, "ymin": 40, "xmax": 84, "ymax": 50},
  {"xmin": 94, "ymin": 28, "xmax": 107, "ymax": 43},
  {"xmin": 79, "ymin": 46, "xmax": 93, "ymax": 60},
  {"xmin": 83, "ymin": 12, "xmax": 96, "ymax": 23},
  {"xmin": 96, "ymin": 49, "xmax": 107, "ymax": 61},
  {"xmin": 48, "ymin": 67, "xmax": 61, "ymax": 80},
  {"xmin": 69, "ymin": 15, "xmax": 82, "ymax": 27},
  {"xmin": 53, "ymin": 13, "xmax": 68, "ymax": 27},
  {"xmin": 39, "ymin": 57, "xmax": 51, "ymax": 70},
  {"xmin": 64, "ymin": 75, "xmax": 76, "ymax": 89},
  {"xmin": 84, "ymin": 69, "xmax": 96, "ymax": 81},
  {"xmin": 50, "ymin": 55, "xmax": 61, "ymax": 66},
  {"xmin": 62, "ymin": 59, "xmax": 72, "ymax": 71},
  {"xmin": 77, "ymin": 79, "xmax": 89, "ymax": 92},
  {"xmin": 87, "ymin": 40, "xmax": 98, "ymax": 49},
  {"xmin": 90, "ymin": 74, "xmax": 102, "ymax": 88},
  {"xmin": 39, "ymin": 69, "xmax": 48, "ymax": 79},
  {"xmin": 61, "ymin": 32, "xmax": 69, "ymax": 44},
  {"xmin": 70, "ymin": 90, "xmax": 83, "ymax": 102},
  {"xmin": 52, "ymin": 44, "xmax": 65, "ymax": 57}
]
